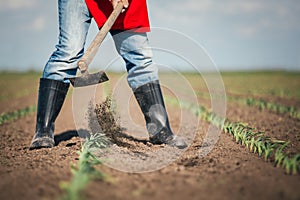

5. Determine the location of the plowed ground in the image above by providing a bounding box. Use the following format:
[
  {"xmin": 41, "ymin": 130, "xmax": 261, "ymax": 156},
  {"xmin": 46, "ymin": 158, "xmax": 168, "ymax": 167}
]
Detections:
[{"xmin": 0, "ymin": 72, "xmax": 299, "ymax": 200}]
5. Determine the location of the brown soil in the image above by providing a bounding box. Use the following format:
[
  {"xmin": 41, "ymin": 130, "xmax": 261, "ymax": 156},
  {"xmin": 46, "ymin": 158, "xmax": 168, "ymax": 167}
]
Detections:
[{"xmin": 1, "ymin": 77, "xmax": 300, "ymax": 200}]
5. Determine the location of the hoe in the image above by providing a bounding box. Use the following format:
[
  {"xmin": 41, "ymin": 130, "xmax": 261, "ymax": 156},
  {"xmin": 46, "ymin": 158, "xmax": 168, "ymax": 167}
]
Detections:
[{"xmin": 67, "ymin": 2, "xmax": 124, "ymax": 87}]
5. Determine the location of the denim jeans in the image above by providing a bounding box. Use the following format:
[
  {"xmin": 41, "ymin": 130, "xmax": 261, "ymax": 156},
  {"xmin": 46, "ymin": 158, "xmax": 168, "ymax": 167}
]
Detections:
[{"xmin": 43, "ymin": 0, "xmax": 158, "ymax": 89}]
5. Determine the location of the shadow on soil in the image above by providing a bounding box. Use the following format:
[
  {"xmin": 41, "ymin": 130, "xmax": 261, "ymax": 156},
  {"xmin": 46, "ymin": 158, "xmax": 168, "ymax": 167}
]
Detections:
[
  {"xmin": 112, "ymin": 131, "xmax": 149, "ymax": 147},
  {"xmin": 54, "ymin": 129, "xmax": 149, "ymax": 148},
  {"xmin": 54, "ymin": 130, "xmax": 79, "ymax": 146}
]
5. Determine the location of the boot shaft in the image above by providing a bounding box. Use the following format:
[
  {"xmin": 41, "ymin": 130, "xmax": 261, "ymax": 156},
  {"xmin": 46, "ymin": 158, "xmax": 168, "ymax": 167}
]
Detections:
[
  {"xmin": 36, "ymin": 78, "xmax": 69, "ymax": 132},
  {"xmin": 133, "ymin": 80, "xmax": 171, "ymax": 137},
  {"xmin": 133, "ymin": 80, "xmax": 188, "ymax": 149}
]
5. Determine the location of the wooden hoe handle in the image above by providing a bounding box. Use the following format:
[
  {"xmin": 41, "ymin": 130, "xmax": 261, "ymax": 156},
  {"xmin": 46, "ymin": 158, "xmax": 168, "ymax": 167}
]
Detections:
[{"xmin": 78, "ymin": 2, "xmax": 124, "ymax": 73}]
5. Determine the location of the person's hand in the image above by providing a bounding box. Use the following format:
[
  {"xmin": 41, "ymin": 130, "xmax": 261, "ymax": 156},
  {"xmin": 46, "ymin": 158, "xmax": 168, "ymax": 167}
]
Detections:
[{"xmin": 109, "ymin": 0, "xmax": 129, "ymax": 12}]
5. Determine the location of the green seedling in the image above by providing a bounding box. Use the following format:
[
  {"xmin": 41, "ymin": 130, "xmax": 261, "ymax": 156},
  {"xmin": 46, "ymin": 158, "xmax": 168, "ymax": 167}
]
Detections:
[
  {"xmin": 245, "ymin": 97, "xmax": 299, "ymax": 119},
  {"xmin": 60, "ymin": 133, "xmax": 109, "ymax": 200},
  {"xmin": 0, "ymin": 105, "xmax": 36, "ymax": 126},
  {"xmin": 274, "ymin": 142, "xmax": 290, "ymax": 168},
  {"xmin": 290, "ymin": 154, "xmax": 300, "ymax": 175},
  {"xmin": 165, "ymin": 95, "xmax": 300, "ymax": 175}
]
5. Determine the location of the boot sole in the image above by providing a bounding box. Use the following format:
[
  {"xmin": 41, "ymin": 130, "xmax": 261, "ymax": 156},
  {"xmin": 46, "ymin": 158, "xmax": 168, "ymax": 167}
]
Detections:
[{"xmin": 29, "ymin": 137, "xmax": 54, "ymax": 150}]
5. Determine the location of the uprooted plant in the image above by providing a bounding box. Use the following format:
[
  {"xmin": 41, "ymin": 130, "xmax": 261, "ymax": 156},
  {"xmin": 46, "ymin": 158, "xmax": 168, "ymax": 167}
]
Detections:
[{"xmin": 94, "ymin": 96, "xmax": 121, "ymax": 142}]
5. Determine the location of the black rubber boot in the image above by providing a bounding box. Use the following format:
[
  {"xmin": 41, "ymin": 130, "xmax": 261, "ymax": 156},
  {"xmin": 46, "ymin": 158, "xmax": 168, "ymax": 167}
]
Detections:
[
  {"xmin": 133, "ymin": 80, "xmax": 187, "ymax": 149},
  {"xmin": 29, "ymin": 78, "xmax": 69, "ymax": 150}
]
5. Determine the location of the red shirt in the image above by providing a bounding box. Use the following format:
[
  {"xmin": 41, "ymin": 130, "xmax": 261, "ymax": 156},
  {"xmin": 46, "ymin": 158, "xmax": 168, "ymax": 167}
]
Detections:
[{"xmin": 85, "ymin": 0, "xmax": 150, "ymax": 32}]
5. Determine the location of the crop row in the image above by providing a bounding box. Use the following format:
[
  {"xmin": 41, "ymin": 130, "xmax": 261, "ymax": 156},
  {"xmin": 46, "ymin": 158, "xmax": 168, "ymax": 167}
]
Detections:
[
  {"xmin": 0, "ymin": 88, "xmax": 36, "ymax": 102},
  {"xmin": 165, "ymin": 96, "xmax": 300, "ymax": 175},
  {"xmin": 0, "ymin": 89, "xmax": 109, "ymax": 199},
  {"xmin": 60, "ymin": 96, "xmax": 115, "ymax": 200},
  {"xmin": 245, "ymin": 97, "xmax": 300, "ymax": 119},
  {"xmin": 60, "ymin": 133, "xmax": 109, "ymax": 200},
  {"xmin": 196, "ymin": 91, "xmax": 300, "ymax": 119},
  {"xmin": 0, "ymin": 105, "xmax": 36, "ymax": 126}
]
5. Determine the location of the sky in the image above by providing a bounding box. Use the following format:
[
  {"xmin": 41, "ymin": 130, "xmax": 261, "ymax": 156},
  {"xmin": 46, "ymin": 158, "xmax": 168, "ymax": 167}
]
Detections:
[{"xmin": 0, "ymin": 0, "xmax": 299, "ymax": 72}]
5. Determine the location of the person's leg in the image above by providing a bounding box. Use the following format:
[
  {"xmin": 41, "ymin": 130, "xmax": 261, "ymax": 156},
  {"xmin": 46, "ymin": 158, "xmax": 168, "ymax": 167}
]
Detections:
[
  {"xmin": 43, "ymin": 0, "xmax": 92, "ymax": 82},
  {"xmin": 111, "ymin": 31, "xmax": 187, "ymax": 149},
  {"xmin": 30, "ymin": 0, "xmax": 92, "ymax": 150},
  {"xmin": 111, "ymin": 31, "xmax": 158, "ymax": 89},
  {"xmin": 29, "ymin": 79, "xmax": 69, "ymax": 149}
]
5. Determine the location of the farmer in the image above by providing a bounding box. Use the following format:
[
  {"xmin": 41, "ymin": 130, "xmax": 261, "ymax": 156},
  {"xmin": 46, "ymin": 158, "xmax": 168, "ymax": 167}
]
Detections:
[{"xmin": 29, "ymin": 0, "xmax": 187, "ymax": 150}]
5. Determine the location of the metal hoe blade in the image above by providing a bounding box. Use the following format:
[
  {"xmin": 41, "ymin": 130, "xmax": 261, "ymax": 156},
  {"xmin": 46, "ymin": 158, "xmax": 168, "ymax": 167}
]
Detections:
[
  {"xmin": 66, "ymin": 3, "xmax": 123, "ymax": 88},
  {"xmin": 68, "ymin": 71, "xmax": 109, "ymax": 87}
]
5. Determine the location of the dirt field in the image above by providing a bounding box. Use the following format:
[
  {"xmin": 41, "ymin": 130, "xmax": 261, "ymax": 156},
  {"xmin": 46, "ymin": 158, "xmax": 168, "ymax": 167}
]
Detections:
[{"xmin": 0, "ymin": 71, "xmax": 300, "ymax": 200}]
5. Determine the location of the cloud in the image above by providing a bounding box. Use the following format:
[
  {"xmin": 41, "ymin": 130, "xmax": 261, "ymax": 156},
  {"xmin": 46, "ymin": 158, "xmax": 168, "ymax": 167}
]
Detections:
[
  {"xmin": 151, "ymin": 0, "xmax": 265, "ymax": 15},
  {"xmin": 19, "ymin": 16, "xmax": 46, "ymax": 32},
  {"xmin": 235, "ymin": 18, "xmax": 274, "ymax": 38},
  {"xmin": 0, "ymin": 0, "xmax": 38, "ymax": 11},
  {"xmin": 149, "ymin": 0, "xmax": 300, "ymax": 39},
  {"xmin": 236, "ymin": 26, "xmax": 257, "ymax": 37},
  {"xmin": 31, "ymin": 17, "xmax": 46, "ymax": 31},
  {"xmin": 218, "ymin": 1, "xmax": 265, "ymax": 15},
  {"xmin": 234, "ymin": 2, "xmax": 300, "ymax": 38},
  {"xmin": 170, "ymin": 0, "xmax": 213, "ymax": 13}
]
